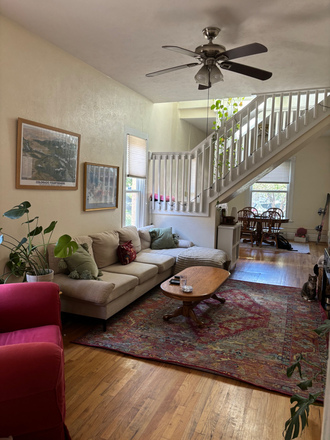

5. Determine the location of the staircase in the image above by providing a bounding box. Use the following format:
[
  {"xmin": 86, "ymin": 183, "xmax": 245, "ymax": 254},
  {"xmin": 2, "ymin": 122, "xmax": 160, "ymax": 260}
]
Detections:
[{"xmin": 149, "ymin": 87, "xmax": 330, "ymax": 217}]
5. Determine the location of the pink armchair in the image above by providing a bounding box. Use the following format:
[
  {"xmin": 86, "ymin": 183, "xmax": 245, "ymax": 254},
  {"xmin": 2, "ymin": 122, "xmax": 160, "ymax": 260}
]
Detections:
[{"xmin": 0, "ymin": 282, "xmax": 71, "ymax": 440}]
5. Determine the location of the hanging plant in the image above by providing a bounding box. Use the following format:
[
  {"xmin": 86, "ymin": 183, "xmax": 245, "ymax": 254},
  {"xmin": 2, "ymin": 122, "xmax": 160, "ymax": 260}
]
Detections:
[{"xmin": 211, "ymin": 97, "xmax": 245, "ymax": 178}]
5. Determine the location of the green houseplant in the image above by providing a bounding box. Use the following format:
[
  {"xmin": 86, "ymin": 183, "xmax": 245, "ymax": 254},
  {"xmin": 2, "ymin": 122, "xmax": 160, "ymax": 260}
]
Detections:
[
  {"xmin": 0, "ymin": 201, "xmax": 78, "ymax": 283},
  {"xmin": 211, "ymin": 97, "xmax": 245, "ymax": 180},
  {"xmin": 283, "ymin": 319, "xmax": 330, "ymax": 440}
]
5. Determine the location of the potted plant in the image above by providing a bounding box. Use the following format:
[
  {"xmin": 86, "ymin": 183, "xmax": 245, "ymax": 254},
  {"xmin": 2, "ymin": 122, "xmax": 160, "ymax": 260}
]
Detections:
[
  {"xmin": 0, "ymin": 201, "xmax": 78, "ymax": 283},
  {"xmin": 283, "ymin": 319, "xmax": 330, "ymax": 439}
]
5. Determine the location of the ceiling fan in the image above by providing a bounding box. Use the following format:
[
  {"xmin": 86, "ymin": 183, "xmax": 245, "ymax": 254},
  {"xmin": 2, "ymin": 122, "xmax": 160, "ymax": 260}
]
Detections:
[{"xmin": 146, "ymin": 27, "xmax": 272, "ymax": 90}]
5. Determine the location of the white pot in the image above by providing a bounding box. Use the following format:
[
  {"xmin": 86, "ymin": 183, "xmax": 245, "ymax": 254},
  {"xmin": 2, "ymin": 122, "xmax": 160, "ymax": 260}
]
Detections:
[{"xmin": 26, "ymin": 269, "xmax": 54, "ymax": 283}]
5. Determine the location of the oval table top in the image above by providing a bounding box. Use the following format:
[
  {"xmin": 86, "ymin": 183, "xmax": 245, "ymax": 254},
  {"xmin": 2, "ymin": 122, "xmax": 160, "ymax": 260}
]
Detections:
[{"xmin": 160, "ymin": 266, "xmax": 230, "ymax": 302}]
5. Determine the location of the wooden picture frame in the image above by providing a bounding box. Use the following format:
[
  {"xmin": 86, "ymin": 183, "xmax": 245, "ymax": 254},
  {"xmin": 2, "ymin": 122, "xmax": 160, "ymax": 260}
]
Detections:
[
  {"xmin": 16, "ymin": 118, "xmax": 80, "ymax": 190},
  {"xmin": 84, "ymin": 162, "xmax": 119, "ymax": 211}
]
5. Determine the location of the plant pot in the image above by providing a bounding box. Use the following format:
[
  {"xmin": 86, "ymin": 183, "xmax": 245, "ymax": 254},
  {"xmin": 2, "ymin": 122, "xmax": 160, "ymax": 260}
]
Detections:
[{"xmin": 26, "ymin": 269, "xmax": 54, "ymax": 283}]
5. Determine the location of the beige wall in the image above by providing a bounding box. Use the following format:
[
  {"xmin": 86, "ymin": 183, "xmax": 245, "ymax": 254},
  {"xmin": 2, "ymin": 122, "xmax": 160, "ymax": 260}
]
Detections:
[
  {"xmin": 227, "ymin": 136, "xmax": 330, "ymax": 240},
  {"xmin": 149, "ymin": 103, "xmax": 205, "ymax": 152},
  {"xmin": 0, "ymin": 15, "xmax": 204, "ymax": 276}
]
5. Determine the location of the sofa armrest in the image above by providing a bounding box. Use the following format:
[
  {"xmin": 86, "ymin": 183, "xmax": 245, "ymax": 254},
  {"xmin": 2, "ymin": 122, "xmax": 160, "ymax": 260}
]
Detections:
[
  {"xmin": 177, "ymin": 239, "xmax": 194, "ymax": 248},
  {"xmin": 0, "ymin": 282, "xmax": 62, "ymax": 333},
  {"xmin": 0, "ymin": 342, "xmax": 65, "ymax": 436}
]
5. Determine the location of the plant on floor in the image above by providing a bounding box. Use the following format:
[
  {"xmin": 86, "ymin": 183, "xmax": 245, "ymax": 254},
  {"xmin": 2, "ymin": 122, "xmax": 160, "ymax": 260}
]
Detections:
[
  {"xmin": 0, "ymin": 201, "xmax": 78, "ymax": 283},
  {"xmin": 283, "ymin": 319, "xmax": 330, "ymax": 440},
  {"xmin": 211, "ymin": 97, "xmax": 245, "ymax": 178}
]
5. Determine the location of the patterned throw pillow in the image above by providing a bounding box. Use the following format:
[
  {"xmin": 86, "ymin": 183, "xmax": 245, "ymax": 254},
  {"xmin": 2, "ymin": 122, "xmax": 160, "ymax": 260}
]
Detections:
[{"xmin": 117, "ymin": 240, "xmax": 137, "ymax": 265}]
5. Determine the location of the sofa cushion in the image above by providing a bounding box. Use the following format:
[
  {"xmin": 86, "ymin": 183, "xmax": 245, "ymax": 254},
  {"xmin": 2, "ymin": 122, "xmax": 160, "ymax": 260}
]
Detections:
[
  {"xmin": 117, "ymin": 240, "xmax": 137, "ymax": 265},
  {"xmin": 0, "ymin": 325, "xmax": 62, "ymax": 348},
  {"xmin": 177, "ymin": 239, "xmax": 194, "ymax": 248},
  {"xmin": 63, "ymin": 243, "xmax": 99, "ymax": 279},
  {"xmin": 101, "ymin": 272, "xmax": 139, "ymax": 302},
  {"xmin": 135, "ymin": 251, "xmax": 175, "ymax": 273},
  {"xmin": 102, "ymin": 261, "xmax": 158, "ymax": 284},
  {"xmin": 89, "ymin": 231, "xmax": 119, "ymax": 268},
  {"xmin": 150, "ymin": 227, "xmax": 178, "ymax": 250},
  {"xmin": 117, "ymin": 226, "xmax": 141, "ymax": 253},
  {"xmin": 139, "ymin": 247, "xmax": 185, "ymax": 259},
  {"xmin": 54, "ymin": 273, "xmax": 116, "ymax": 305},
  {"xmin": 48, "ymin": 235, "xmax": 95, "ymax": 275},
  {"xmin": 138, "ymin": 225, "xmax": 154, "ymax": 250}
]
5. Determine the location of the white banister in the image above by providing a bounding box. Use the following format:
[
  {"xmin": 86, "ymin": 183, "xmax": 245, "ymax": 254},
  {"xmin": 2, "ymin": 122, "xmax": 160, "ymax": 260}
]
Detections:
[
  {"xmin": 277, "ymin": 93, "xmax": 283, "ymax": 145},
  {"xmin": 295, "ymin": 92, "xmax": 301, "ymax": 132},
  {"xmin": 181, "ymin": 154, "xmax": 186, "ymax": 212},
  {"xmin": 151, "ymin": 156, "xmax": 155, "ymax": 210},
  {"xmin": 175, "ymin": 155, "xmax": 179, "ymax": 211},
  {"xmin": 157, "ymin": 156, "xmax": 161, "ymax": 211},
  {"xmin": 169, "ymin": 155, "xmax": 173, "ymax": 210},
  {"xmin": 149, "ymin": 87, "xmax": 329, "ymax": 217},
  {"xmin": 200, "ymin": 145, "xmax": 205, "ymax": 212},
  {"xmin": 261, "ymin": 95, "xmax": 267, "ymax": 155},
  {"xmin": 207, "ymin": 142, "xmax": 213, "ymax": 197},
  {"xmin": 163, "ymin": 155, "xmax": 167, "ymax": 211},
  {"xmin": 187, "ymin": 154, "xmax": 192, "ymax": 212},
  {"xmin": 194, "ymin": 150, "xmax": 198, "ymax": 213}
]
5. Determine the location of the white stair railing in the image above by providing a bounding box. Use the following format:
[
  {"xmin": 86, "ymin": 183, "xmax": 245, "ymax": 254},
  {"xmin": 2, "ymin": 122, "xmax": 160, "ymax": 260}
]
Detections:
[{"xmin": 149, "ymin": 87, "xmax": 330, "ymax": 216}]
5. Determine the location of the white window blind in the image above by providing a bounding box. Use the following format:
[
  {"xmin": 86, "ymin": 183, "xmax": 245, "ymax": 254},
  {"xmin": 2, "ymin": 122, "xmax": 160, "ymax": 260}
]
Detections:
[
  {"xmin": 127, "ymin": 135, "xmax": 147, "ymax": 179},
  {"xmin": 258, "ymin": 161, "xmax": 291, "ymax": 183}
]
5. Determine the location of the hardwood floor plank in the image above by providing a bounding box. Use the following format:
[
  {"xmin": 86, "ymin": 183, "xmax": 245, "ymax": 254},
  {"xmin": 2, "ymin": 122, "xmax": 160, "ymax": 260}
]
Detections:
[{"xmin": 63, "ymin": 241, "xmax": 327, "ymax": 440}]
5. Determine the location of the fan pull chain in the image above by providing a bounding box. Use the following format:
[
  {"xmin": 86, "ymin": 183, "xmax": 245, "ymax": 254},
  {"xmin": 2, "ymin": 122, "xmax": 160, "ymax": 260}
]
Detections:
[{"xmin": 205, "ymin": 87, "xmax": 210, "ymax": 137}]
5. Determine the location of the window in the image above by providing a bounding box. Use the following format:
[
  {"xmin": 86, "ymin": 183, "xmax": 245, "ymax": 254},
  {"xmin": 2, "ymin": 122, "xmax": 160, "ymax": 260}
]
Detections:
[
  {"xmin": 123, "ymin": 129, "xmax": 148, "ymax": 228},
  {"xmin": 250, "ymin": 160, "xmax": 295, "ymax": 217}
]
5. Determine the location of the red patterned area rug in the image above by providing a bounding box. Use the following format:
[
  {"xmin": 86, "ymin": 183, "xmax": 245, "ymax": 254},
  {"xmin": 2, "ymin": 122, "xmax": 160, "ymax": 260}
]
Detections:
[{"xmin": 73, "ymin": 280, "xmax": 327, "ymax": 400}]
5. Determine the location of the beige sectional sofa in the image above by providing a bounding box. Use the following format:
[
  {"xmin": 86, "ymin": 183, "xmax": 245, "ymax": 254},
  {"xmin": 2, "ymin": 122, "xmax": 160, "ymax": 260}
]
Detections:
[{"xmin": 47, "ymin": 225, "xmax": 228, "ymax": 330}]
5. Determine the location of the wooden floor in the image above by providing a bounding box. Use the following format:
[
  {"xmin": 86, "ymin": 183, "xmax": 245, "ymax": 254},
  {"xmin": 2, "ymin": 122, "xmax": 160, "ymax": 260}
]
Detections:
[{"xmin": 63, "ymin": 241, "xmax": 326, "ymax": 440}]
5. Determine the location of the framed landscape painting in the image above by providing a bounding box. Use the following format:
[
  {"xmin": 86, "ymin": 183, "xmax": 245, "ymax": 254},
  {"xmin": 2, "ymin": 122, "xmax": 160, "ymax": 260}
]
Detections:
[
  {"xmin": 16, "ymin": 118, "xmax": 80, "ymax": 190},
  {"xmin": 84, "ymin": 162, "xmax": 119, "ymax": 211}
]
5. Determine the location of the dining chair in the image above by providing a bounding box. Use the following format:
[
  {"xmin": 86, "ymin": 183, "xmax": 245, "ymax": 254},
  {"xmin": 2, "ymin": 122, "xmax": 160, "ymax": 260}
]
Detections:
[
  {"xmin": 266, "ymin": 207, "xmax": 284, "ymax": 218},
  {"xmin": 260, "ymin": 211, "xmax": 282, "ymax": 248},
  {"xmin": 237, "ymin": 209, "xmax": 257, "ymax": 246},
  {"xmin": 243, "ymin": 206, "xmax": 258, "ymax": 216}
]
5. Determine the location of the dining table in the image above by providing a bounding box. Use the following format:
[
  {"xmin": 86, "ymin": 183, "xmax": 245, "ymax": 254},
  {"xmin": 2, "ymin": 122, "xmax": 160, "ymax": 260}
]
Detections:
[{"xmin": 238, "ymin": 215, "xmax": 289, "ymax": 246}]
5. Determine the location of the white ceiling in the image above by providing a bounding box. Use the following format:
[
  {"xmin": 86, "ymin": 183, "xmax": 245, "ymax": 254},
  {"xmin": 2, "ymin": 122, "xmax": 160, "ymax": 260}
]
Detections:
[{"xmin": 0, "ymin": 0, "xmax": 329, "ymax": 104}]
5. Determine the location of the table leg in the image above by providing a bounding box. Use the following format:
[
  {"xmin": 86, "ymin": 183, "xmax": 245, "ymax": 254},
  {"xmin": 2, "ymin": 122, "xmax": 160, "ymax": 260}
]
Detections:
[
  {"xmin": 163, "ymin": 305, "xmax": 184, "ymax": 321},
  {"xmin": 163, "ymin": 301, "xmax": 204, "ymax": 327},
  {"xmin": 211, "ymin": 293, "xmax": 226, "ymax": 303}
]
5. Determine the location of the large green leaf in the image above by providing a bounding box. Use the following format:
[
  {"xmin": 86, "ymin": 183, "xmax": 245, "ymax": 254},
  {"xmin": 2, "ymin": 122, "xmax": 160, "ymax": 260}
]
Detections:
[
  {"xmin": 3, "ymin": 201, "xmax": 31, "ymax": 219},
  {"xmin": 17, "ymin": 237, "xmax": 28, "ymax": 248},
  {"xmin": 283, "ymin": 393, "xmax": 322, "ymax": 440},
  {"xmin": 44, "ymin": 221, "xmax": 57, "ymax": 234},
  {"xmin": 314, "ymin": 320, "xmax": 330, "ymax": 336},
  {"xmin": 297, "ymin": 379, "xmax": 313, "ymax": 391},
  {"xmin": 28, "ymin": 226, "xmax": 43, "ymax": 237},
  {"xmin": 22, "ymin": 216, "xmax": 39, "ymax": 225},
  {"xmin": 287, "ymin": 354, "xmax": 304, "ymax": 378},
  {"xmin": 54, "ymin": 235, "xmax": 78, "ymax": 258}
]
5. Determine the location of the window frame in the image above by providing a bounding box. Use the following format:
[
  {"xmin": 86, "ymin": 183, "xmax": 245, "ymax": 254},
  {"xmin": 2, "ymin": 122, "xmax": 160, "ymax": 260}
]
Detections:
[
  {"xmin": 123, "ymin": 127, "xmax": 149, "ymax": 228},
  {"xmin": 248, "ymin": 157, "xmax": 295, "ymax": 219}
]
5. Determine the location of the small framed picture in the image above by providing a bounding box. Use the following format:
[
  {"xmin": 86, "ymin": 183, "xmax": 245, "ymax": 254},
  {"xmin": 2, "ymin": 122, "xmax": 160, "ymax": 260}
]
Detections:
[
  {"xmin": 84, "ymin": 162, "xmax": 119, "ymax": 211},
  {"xmin": 16, "ymin": 118, "xmax": 80, "ymax": 190}
]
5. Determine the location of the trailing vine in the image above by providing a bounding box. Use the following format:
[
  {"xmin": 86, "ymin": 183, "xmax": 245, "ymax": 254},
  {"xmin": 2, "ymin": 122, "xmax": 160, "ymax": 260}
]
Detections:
[{"xmin": 211, "ymin": 97, "xmax": 245, "ymax": 181}]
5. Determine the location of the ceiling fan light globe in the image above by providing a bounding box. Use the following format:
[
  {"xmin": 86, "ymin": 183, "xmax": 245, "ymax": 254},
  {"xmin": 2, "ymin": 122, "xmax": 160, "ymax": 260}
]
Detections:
[
  {"xmin": 210, "ymin": 65, "xmax": 223, "ymax": 83},
  {"xmin": 194, "ymin": 65, "xmax": 209, "ymax": 86}
]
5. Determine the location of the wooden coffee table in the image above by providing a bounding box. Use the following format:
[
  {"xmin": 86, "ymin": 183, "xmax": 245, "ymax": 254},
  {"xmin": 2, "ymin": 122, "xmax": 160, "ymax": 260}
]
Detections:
[{"xmin": 160, "ymin": 266, "xmax": 230, "ymax": 327}]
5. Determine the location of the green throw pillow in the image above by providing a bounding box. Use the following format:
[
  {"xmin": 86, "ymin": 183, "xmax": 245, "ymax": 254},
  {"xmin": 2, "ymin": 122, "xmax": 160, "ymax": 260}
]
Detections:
[
  {"xmin": 149, "ymin": 227, "xmax": 178, "ymax": 250},
  {"xmin": 59, "ymin": 243, "xmax": 101, "ymax": 280}
]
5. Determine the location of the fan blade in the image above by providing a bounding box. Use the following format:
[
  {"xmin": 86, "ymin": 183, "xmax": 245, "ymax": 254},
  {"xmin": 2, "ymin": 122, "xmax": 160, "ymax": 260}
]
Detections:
[
  {"xmin": 219, "ymin": 61, "xmax": 272, "ymax": 81},
  {"xmin": 162, "ymin": 46, "xmax": 199, "ymax": 58},
  {"xmin": 218, "ymin": 43, "xmax": 268, "ymax": 61},
  {"xmin": 146, "ymin": 63, "xmax": 199, "ymax": 77},
  {"xmin": 198, "ymin": 84, "xmax": 211, "ymax": 90}
]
